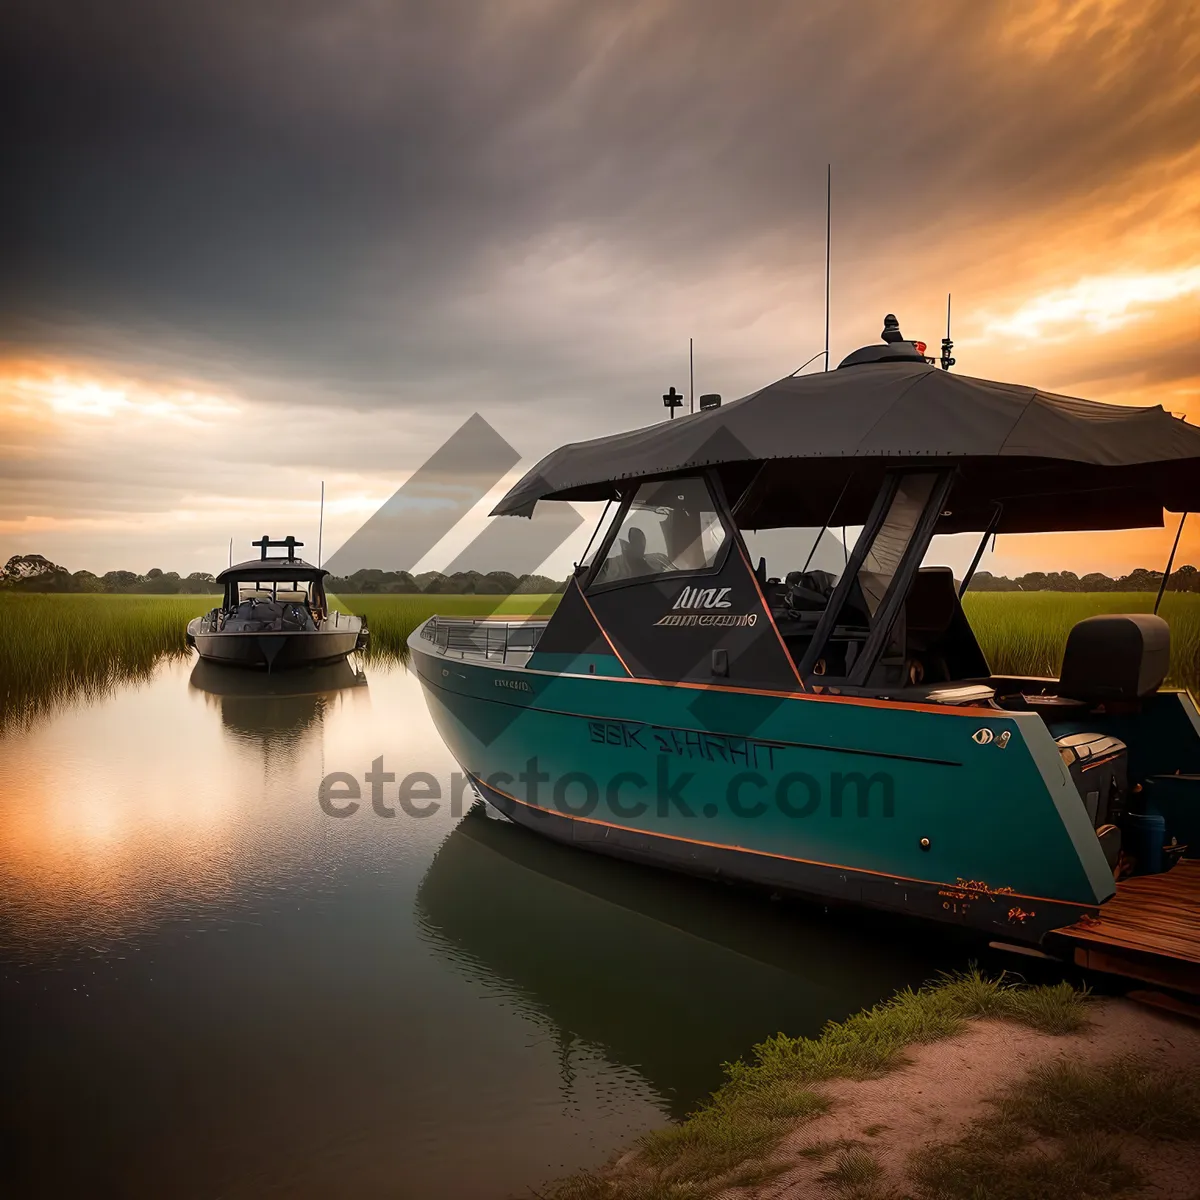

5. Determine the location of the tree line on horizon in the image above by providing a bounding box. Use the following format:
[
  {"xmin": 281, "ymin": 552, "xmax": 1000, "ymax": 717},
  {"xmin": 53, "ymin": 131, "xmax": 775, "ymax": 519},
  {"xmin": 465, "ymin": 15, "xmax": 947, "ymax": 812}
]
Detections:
[
  {"xmin": 967, "ymin": 566, "xmax": 1200, "ymax": 592},
  {"xmin": 3, "ymin": 552, "xmax": 1198, "ymax": 597},
  {"xmin": 0, "ymin": 554, "xmax": 567, "ymax": 596}
]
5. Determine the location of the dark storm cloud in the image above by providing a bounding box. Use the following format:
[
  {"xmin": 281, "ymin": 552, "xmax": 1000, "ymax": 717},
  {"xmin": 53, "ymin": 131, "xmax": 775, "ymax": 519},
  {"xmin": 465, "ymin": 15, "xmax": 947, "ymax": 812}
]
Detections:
[{"xmin": 3, "ymin": 0, "xmax": 1198, "ymax": 406}]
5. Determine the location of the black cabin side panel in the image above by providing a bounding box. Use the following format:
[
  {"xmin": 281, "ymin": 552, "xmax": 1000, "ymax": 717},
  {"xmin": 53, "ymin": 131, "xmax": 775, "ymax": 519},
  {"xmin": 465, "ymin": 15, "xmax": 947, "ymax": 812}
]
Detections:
[
  {"xmin": 585, "ymin": 547, "xmax": 799, "ymax": 690},
  {"xmin": 527, "ymin": 577, "xmax": 613, "ymax": 658}
]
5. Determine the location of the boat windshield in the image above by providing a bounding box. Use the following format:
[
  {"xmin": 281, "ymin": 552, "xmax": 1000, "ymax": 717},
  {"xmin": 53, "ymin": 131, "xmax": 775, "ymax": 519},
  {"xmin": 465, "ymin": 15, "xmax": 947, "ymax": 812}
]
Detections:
[
  {"xmin": 236, "ymin": 583, "xmax": 311, "ymax": 604},
  {"xmin": 590, "ymin": 477, "xmax": 727, "ymax": 586},
  {"xmin": 856, "ymin": 473, "xmax": 939, "ymax": 615}
]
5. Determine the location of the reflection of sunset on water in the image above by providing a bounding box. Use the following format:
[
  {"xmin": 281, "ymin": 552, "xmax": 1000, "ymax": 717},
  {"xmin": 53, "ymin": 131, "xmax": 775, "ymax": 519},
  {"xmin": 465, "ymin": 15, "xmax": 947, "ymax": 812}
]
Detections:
[{"xmin": 0, "ymin": 658, "xmax": 407, "ymax": 957}]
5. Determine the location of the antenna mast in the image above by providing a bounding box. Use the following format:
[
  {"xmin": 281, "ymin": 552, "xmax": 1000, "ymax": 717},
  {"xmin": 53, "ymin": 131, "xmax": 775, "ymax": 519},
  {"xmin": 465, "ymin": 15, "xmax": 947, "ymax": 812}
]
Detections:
[
  {"xmin": 317, "ymin": 480, "xmax": 325, "ymax": 569},
  {"xmin": 689, "ymin": 337, "xmax": 694, "ymax": 414},
  {"xmin": 940, "ymin": 293, "xmax": 955, "ymax": 371},
  {"xmin": 824, "ymin": 164, "xmax": 831, "ymax": 371}
]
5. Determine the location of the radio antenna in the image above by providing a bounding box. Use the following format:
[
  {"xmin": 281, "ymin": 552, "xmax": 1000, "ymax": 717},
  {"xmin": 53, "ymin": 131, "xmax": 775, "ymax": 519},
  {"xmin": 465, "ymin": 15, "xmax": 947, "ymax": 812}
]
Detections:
[
  {"xmin": 689, "ymin": 337, "xmax": 695, "ymax": 414},
  {"xmin": 940, "ymin": 293, "xmax": 956, "ymax": 371},
  {"xmin": 317, "ymin": 480, "xmax": 325, "ymax": 568},
  {"xmin": 824, "ymin": 164, "xmax": 831, "ymax": 371}
]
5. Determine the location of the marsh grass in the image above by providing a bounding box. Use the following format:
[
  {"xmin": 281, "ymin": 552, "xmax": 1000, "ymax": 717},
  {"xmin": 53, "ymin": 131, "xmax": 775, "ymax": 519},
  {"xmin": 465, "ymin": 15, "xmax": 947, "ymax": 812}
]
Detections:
[
  {"xmin": 329, "ymin": 592, "xmax": 561, "ymax": 660},
  {"xmin": 0, "ymin": 592, "xmax": 562, "ymax": 725},
  {"xmin": 963, "ymin": 591, "xmax": 1200, "ymax": 693},
  {"xmin": 0, "ymin": 593, "xmax": 214, "ymax": 728},
  {"xmin": 10, "ymin": 590, "xmax": 1188, "ymax": 719},
  {"xmin": 534, "ymin": 970, "xmax": 1089, "ymax": 1200},
  {"xmin": 910, "ymin": 1053, "xmax": 1200, "ymax": 1200}
]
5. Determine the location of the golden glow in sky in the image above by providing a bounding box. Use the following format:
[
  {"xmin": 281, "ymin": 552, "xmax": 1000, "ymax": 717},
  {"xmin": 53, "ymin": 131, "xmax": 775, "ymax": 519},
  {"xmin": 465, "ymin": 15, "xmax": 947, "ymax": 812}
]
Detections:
[
  {"xmin": 3, "ymin": 0, "xmax": 1199, "ymax": 579},
  {"xmin": 986, "ymin": 266, "xmax": 1200, "ymax": 340}
]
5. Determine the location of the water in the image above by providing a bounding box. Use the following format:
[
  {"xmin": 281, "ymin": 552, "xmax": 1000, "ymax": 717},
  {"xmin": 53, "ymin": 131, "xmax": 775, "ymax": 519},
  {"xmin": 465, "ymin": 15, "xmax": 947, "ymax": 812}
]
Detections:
[{"xmin": 1, "ymin": 657, "xmax": 967, "ymax": 1198}]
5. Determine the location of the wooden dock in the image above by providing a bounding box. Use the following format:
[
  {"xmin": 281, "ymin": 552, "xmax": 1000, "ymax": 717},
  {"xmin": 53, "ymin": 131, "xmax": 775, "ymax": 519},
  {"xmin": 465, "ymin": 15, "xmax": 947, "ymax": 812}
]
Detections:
[{"xmin": 1050, "ymin": 859, "xmax": 1200, "ymax": 995}]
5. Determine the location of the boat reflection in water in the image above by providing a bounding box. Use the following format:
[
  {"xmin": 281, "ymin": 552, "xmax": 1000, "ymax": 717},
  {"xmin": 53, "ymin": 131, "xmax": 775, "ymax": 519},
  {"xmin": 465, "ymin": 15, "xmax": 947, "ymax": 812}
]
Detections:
[
  {"xmin": 188, "ymin": 657, "xmax": 368, "ymax": 748},
  {"xmin": 416, "ymin": 805, "xmax": 959, "ymax": 1116}
]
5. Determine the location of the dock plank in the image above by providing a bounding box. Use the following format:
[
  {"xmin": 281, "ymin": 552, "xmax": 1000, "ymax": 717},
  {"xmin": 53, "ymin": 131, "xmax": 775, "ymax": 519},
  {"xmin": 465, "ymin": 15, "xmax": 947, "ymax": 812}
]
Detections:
[{"xmin": 1052, "ymin": 860, "xmax": 1200, "ymax": 991}]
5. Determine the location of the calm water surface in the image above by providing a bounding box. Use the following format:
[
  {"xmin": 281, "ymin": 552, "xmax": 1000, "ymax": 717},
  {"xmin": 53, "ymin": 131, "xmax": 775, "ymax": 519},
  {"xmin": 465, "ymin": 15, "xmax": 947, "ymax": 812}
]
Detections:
[{"xmin": 1, "ymin": 657, "xmax": 970, "ymax": 1198}]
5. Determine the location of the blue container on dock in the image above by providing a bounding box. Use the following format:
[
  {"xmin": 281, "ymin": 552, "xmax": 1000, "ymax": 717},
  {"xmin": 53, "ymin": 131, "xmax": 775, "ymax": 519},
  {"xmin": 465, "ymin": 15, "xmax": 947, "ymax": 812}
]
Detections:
[{"xmin": 1125, "ymin": 812, "xmax": 1166, "ymax": 875}]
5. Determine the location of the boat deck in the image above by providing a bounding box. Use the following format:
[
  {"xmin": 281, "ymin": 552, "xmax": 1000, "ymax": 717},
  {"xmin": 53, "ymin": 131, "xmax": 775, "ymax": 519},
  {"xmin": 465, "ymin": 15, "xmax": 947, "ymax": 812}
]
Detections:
[{"xmin": 1051, "ymin": 859, "xmax": 1200, "ymax": 994}]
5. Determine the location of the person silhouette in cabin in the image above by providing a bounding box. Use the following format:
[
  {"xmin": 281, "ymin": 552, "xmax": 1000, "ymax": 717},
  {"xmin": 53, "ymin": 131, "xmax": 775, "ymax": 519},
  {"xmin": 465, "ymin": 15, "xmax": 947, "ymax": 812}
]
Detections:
[{"xmin": 623, "ymin": 525, "xmax": 651, "ymax": 576}]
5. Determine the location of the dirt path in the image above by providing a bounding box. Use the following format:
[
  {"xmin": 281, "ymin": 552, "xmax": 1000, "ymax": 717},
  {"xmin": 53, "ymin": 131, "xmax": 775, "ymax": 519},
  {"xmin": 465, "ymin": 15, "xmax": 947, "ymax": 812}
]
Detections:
[{"xmin": 739, "ymin": 998, "xmax": 1200, "ymax": 1199}]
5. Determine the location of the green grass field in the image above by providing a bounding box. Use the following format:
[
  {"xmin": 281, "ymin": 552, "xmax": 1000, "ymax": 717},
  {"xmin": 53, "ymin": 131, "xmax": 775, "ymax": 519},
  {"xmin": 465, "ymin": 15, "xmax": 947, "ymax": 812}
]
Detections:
[
  {"xmin": 963, "ymin": 591, "xmax": 1200, "ymax": 690},
  {"xmin": 2, "ymin": 590, "xmax": 1197, "ymax": 727}
]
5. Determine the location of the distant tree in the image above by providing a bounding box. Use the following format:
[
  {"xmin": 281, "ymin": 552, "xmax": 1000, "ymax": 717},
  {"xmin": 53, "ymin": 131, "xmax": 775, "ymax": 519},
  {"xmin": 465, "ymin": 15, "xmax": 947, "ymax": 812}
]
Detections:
[
  {"xmin": 1171, "ymin": 564, "xmax": 1198, "ymax": 593},
  {"xmin": 140, "ymin": 570, "xmax": 183, "ymax": 594},
  {"xmin": 184, "ymin": 572, "xmax": 221, "ymax": 594},
  {"xmin": 101, "ymin": 570, "xmax": 141, "ymax": 592},
  {"xmin": 515, "ymin": 573, "xmax": 568, "ymax": 594},
  {"xmin": 1, "ymin": 554, "xmax": 73, "ymax": 591},
  {"xmin": 71, "ymin": 569, "xmax": 104, "ymax": 592},
  {"xmin": 1117, "ymin": 568, "xmax": 1162, "ymax": 591},
  {"xmin": 483, "ymin": 571, "xmax": 520, "ymax": 594},
  {"xmin": 414, "ymin": 571, "xmax": 449, "ymax": 593}
]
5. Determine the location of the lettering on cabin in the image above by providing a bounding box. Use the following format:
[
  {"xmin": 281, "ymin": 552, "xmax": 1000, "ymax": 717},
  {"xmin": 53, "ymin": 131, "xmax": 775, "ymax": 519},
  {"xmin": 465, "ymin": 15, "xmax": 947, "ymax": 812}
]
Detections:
[
  {"xmin": 653, "ymin": 612, "xmax": 758, "ymax": 628},
  {"xmin": 672, "ymin": 585, "xmax": 733, "ymax": 610},
  {"xmin": 588, "ymin": 719, "xmax": 784, "ymax": 770}
]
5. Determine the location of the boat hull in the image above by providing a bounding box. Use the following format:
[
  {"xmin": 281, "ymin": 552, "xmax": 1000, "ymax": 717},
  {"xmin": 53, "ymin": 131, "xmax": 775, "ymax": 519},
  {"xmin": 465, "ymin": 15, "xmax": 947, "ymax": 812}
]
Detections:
[
  {"xmin": 410, "ymin": 623, "xmax": 1119, "ymax": 945},
  {"xmin": 189, "ymin": 627, "xmax": 362, "ymax": 670}
]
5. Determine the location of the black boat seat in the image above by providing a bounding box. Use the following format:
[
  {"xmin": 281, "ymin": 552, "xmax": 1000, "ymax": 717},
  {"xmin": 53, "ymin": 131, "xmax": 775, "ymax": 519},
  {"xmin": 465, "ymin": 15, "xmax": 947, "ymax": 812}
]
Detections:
[
  {"xmin": 1024, "ymin": 613, "xmax": 1171, "ymax": 713},
  {"xmin": 905, "ymin": 567, "xmax": 958, "ymax": 640},
  {"xmin": 783, "ymin": 569, "xmax": 837, "ymax": 610}
]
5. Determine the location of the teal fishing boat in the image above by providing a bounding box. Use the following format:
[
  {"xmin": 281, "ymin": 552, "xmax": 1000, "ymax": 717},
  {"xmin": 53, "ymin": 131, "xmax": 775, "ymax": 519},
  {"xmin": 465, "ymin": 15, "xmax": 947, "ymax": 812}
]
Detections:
[{"xmin": 412, "ymin": 317, "xmax": 1200, "ymax": 973}]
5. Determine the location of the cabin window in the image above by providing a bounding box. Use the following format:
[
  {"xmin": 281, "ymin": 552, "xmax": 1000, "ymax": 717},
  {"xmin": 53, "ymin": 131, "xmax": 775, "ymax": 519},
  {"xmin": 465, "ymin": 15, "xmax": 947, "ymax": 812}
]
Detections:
[
  {"xmin": 590, "ymin": 478, "xmax": 727, "ymax": 586},
  {"xmin": 578, "ymin": 500, "xmax": 620, "ymax": 571}
]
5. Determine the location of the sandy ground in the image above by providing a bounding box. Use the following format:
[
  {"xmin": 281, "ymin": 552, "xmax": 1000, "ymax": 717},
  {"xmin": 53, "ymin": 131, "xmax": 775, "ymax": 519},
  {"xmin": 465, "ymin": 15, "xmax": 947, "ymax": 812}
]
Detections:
[{"xmin": 734, "ymin": 998, "xmax": 1200, "ymax": 1199}]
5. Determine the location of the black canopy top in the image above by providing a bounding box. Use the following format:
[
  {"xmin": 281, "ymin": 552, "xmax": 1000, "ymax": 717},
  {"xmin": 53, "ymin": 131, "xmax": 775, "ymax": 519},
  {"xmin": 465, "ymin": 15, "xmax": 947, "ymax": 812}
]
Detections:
[
  {"xmin": 217, "ymin": 557, "xmax": 327, "ymax": 583},
  {"xmin": 492, "ymin": 341, "xmax": 1200, "ymax": 533}
]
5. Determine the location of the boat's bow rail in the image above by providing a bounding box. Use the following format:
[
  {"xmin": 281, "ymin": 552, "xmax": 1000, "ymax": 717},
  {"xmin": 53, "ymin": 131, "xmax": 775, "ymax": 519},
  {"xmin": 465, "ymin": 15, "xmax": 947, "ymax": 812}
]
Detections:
[{"xmin": 419, "ymin": 616, "xmax": 547, "ymax": 664}]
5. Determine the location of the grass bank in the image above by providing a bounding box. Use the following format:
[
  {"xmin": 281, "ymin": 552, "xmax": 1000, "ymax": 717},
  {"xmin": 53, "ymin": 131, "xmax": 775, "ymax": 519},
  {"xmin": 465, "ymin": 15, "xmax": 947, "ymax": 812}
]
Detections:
[
  {"xmin": 535, "ymin": 969, "xmax": 1090, "ymax": 1199},
  {"xmin": 0, "ymin": 592, "xmax": 213, "ymax": 727},
  {"xmin": 0, "ymin": 592, "xmax": 563, "ymax": 725},
  {"xmin": 963, "ymin": 591, "xmax": 1200, "ymax": 693}
]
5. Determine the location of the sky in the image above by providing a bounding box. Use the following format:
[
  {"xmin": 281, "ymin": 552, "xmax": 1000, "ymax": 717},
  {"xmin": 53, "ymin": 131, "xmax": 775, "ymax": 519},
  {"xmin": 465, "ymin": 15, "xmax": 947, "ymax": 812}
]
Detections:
[{"xmin": 2, "ymin": 0, "xmax": 1199, "ymax": 580}]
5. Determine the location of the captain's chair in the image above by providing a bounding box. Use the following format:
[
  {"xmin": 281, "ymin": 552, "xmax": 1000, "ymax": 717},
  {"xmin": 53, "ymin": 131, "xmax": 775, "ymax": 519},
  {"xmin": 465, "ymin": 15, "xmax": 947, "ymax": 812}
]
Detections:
[{"xmin": 1024, "ymin": 613, "xmax": 1171, "ymax": 713}]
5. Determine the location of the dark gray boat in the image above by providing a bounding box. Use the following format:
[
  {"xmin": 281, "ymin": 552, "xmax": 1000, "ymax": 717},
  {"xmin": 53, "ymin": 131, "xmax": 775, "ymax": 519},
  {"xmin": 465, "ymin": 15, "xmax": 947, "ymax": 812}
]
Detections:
[{"xmin": 186, "ymin": 536, "xmax": 368, "ymax": 670}]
